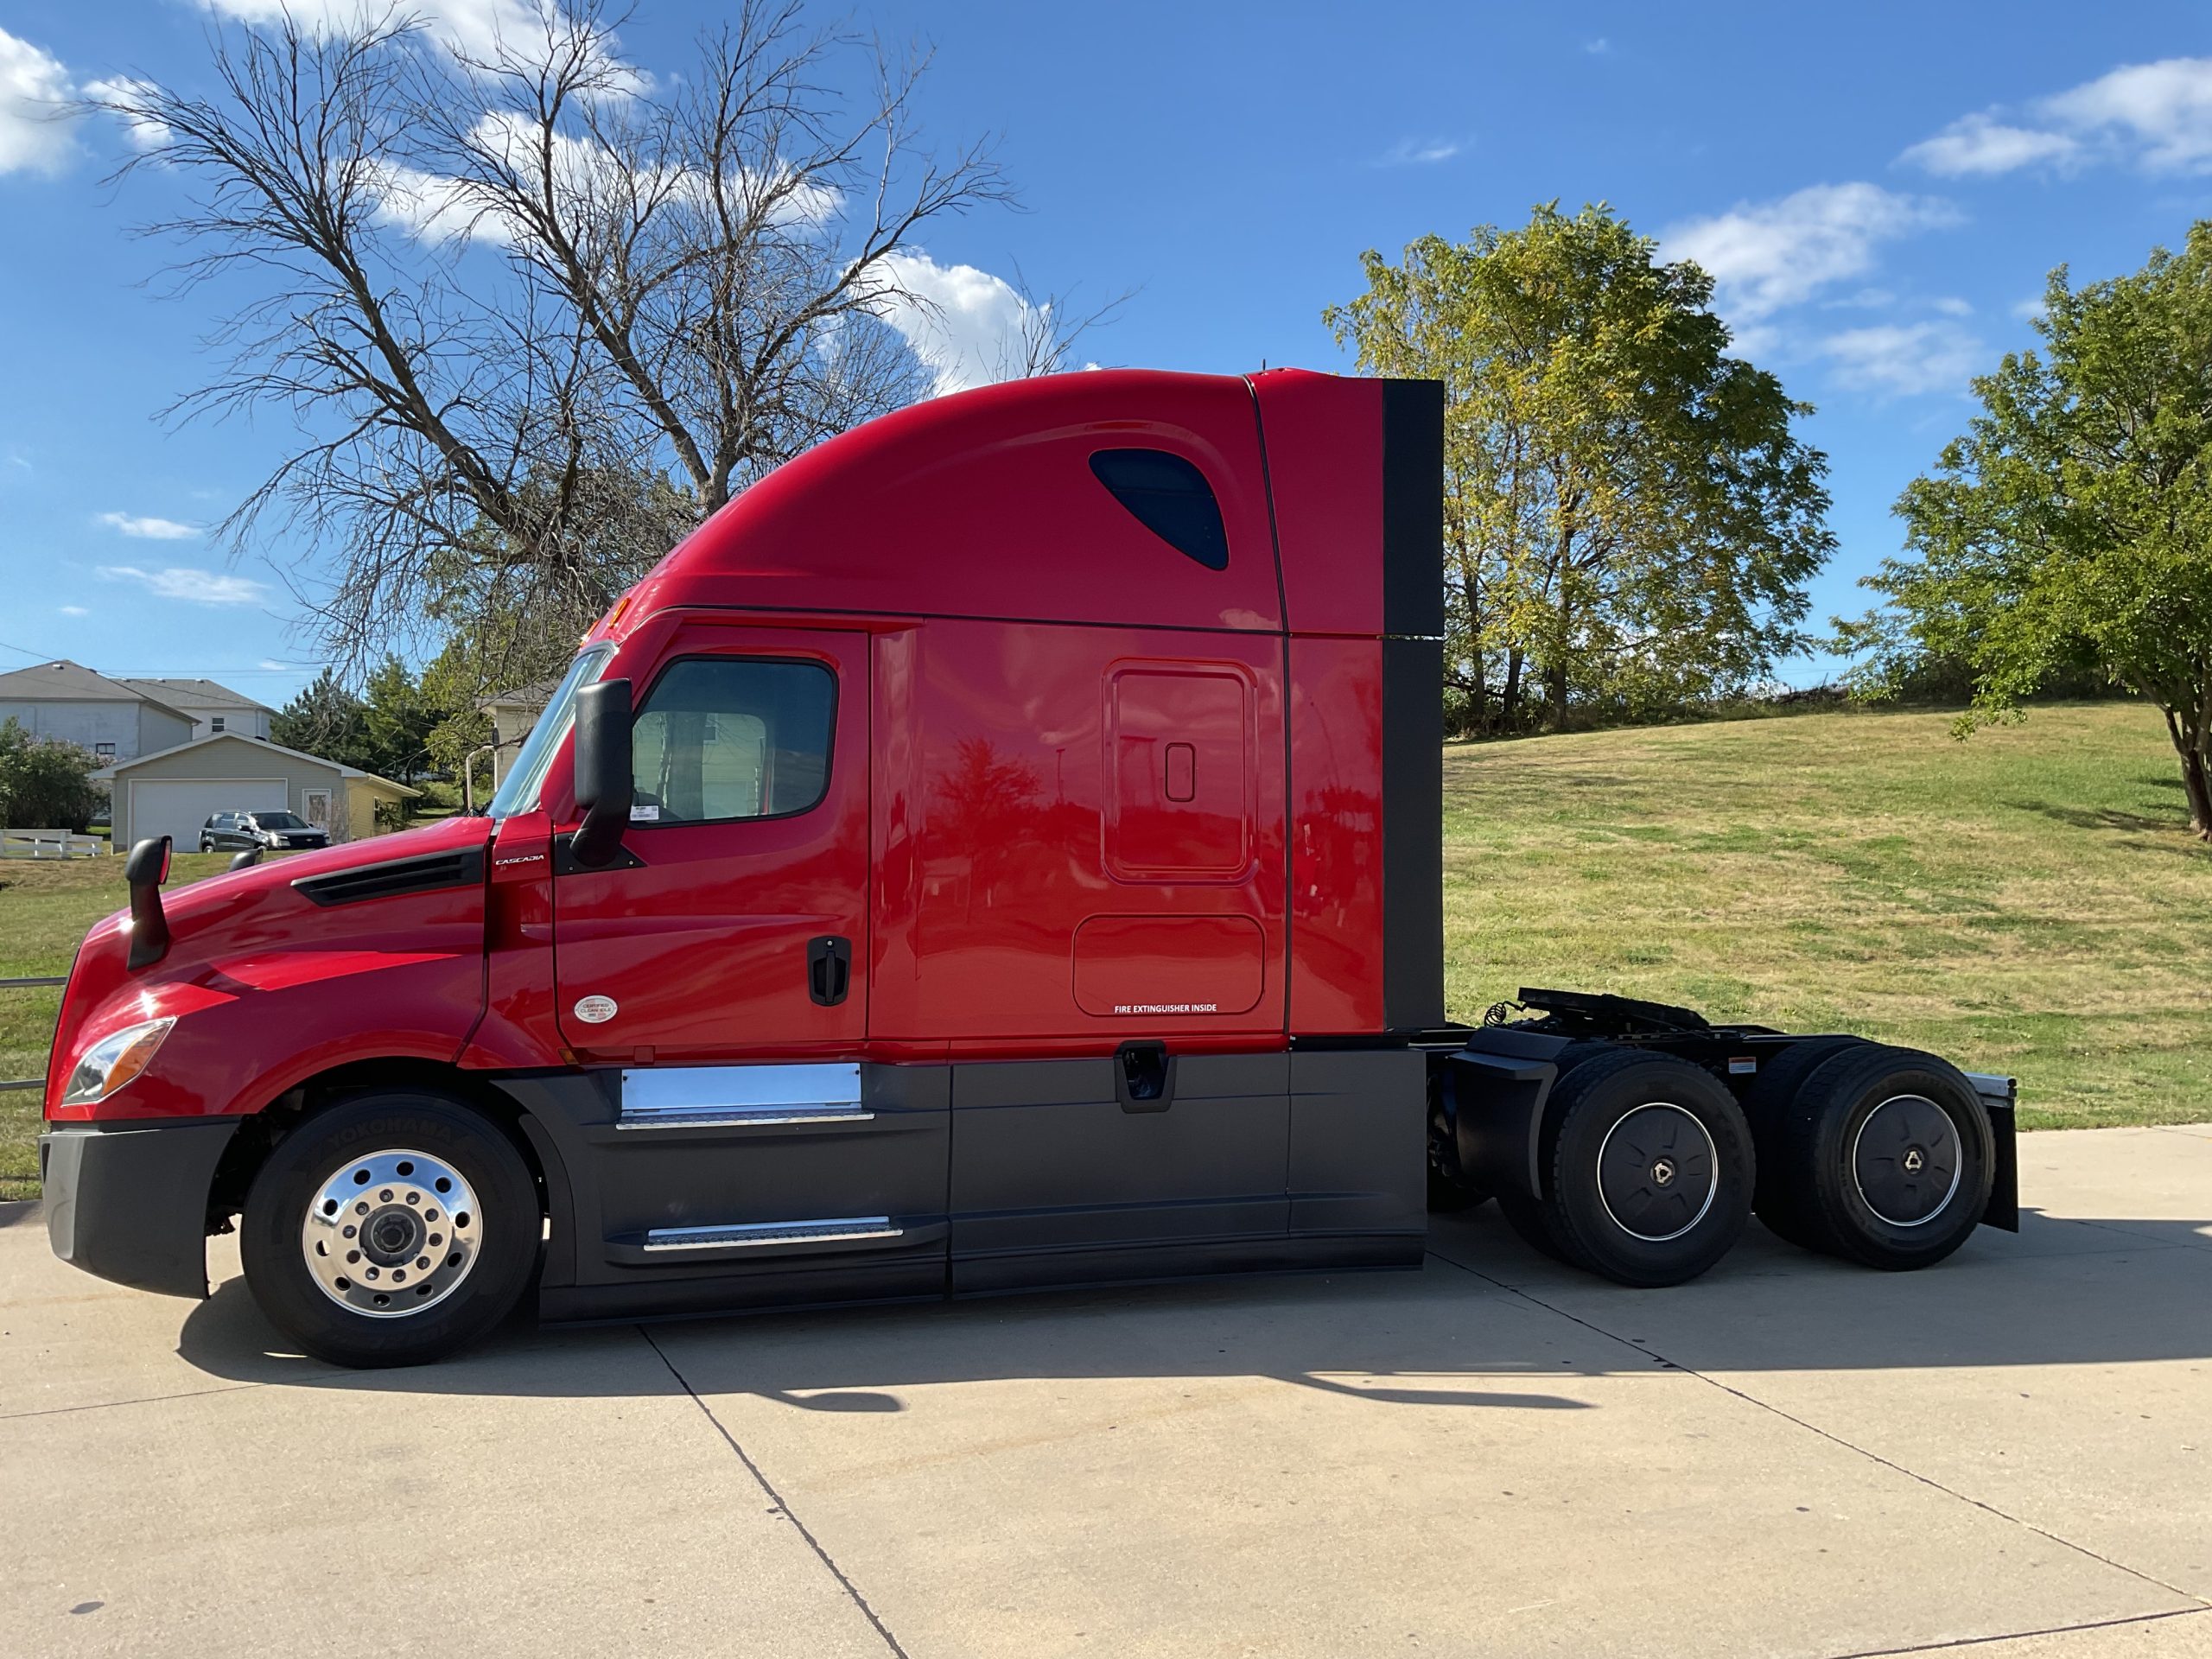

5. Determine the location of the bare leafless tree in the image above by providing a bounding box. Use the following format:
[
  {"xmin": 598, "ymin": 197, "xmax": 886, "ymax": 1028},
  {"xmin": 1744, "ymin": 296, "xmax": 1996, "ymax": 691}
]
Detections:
[
  {"xmin": 86, "ymin": 1, "xmax": 1023, "ymax": 690},
  {"xmin": 986, "ymin": 264, "xmax": 1130, "ymax": 381}
]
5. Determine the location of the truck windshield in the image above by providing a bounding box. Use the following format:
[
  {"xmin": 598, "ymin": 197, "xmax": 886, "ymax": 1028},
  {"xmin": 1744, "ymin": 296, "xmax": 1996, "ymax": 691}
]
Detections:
[{"xmin": 486, "ymin": 643, "xmax": 616, "ymax": 821}]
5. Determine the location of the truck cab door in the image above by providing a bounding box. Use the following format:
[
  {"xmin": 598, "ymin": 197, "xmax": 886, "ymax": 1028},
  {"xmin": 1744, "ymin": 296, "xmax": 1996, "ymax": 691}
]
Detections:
[
  {"xmin": 541, "ymin": 624, "xmax": 949, "ymax": 1313},
  {"xmin": 552, "ymin": 624, "xmax": 868, "ymax": 1061}
]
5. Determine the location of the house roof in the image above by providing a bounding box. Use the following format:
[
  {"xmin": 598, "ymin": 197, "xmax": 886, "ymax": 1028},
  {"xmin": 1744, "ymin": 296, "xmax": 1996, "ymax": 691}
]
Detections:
[
  {"xmin": 92, "ymin": 732, "xmax": 421, "ymax": 797},
  {"xmin": 114, "ymin": 676, "xmax": 276, "ymax": 715},
  {"xmin": 0, "ymin": 659, "xmax": 194, "ymax": 719},
  {"xmin": 478, "ymin": 677, "xmax": 561, "ymax": 713}
]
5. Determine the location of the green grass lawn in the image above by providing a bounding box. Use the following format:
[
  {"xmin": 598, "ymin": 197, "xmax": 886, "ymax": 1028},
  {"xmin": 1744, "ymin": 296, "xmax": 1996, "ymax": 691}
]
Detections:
[
  {"xmin": 1, "ymin": 852, "xmax": 232, "ymax": 1199},
  {"xmin": 2, "ymin": 701, "xmax": 2203, "ymax": 1199},
  {"xmin": 1445, "ymin": 700, "xmax": 2211, "ymax": 1131}
]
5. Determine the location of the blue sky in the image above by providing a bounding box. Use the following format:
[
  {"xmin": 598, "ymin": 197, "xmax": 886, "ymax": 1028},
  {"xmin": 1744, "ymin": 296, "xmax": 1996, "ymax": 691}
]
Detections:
[{"xmin": 3, "ymin": 0, "xmax": 2211, "ymax": 705}]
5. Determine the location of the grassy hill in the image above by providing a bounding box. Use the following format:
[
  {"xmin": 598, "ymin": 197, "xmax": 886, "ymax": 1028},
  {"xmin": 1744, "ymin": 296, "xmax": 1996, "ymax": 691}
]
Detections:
[
  {"xmin": 3, "ymin": 701, "xmax": 2207, "ymax": 1198},
  {"xmin": 1444, "ymin": 701, "xmax": 2211, "ymax": 1130}
]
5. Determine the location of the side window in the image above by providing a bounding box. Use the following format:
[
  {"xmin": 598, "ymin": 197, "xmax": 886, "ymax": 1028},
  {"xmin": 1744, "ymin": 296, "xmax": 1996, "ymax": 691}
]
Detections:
[
  {"xmin": 630, "ymin": 658, "xmax": 836, "ymax": 825},
  {"xmin": 1089, "ymin": 448, "xmax": 1230, "ymax": 570},
  {"xmin": 210, "ymin": 716, "xmax": 226, "ymax": 734}
]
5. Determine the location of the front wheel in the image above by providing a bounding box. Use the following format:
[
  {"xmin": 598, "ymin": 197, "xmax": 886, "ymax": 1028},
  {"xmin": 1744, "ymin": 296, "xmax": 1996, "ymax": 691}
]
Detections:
[{"xmin": 240, "ymin": 1090, "xmax": 540, "ymax": 1368}]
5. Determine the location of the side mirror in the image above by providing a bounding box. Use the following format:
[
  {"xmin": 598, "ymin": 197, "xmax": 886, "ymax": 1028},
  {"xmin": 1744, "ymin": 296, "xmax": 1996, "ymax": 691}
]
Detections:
[
  {"xmin": 124, "ymin": 836, "xmax": 173, "ymax": 970},
  {"xmin": 569, "ymin": 678, "xmax": 633, "ymax": 869}
]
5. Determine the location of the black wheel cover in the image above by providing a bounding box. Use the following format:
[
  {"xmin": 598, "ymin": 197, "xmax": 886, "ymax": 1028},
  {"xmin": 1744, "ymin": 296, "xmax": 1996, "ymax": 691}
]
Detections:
[
  {"xmin": 1597, "ymin": 1104, "xmax": 1718, "ymax": 1243},
  {"xmin": 1851, "ymin": 1093, "xmax": 1961, "ymax": 1226}
]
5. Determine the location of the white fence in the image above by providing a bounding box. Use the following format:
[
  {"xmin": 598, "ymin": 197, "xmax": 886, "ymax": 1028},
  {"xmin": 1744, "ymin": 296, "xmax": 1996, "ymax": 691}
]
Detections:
[{"xmin": 1, "ymin": 829, "xmax": 106, "ymax": 860}]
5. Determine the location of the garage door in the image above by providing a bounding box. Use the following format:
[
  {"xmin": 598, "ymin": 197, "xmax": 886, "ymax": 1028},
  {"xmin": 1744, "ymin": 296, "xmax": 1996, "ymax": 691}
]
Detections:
[{"xmin": 130, "ymin": 779, "xmax": 287, "ymax": 847}]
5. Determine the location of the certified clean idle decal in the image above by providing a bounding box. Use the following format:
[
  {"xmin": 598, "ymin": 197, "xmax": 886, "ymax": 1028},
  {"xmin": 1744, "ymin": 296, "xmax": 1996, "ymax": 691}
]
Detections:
[{"xmin": 572, "ymin": 995, "xmax": 619, "ymax": 1024}]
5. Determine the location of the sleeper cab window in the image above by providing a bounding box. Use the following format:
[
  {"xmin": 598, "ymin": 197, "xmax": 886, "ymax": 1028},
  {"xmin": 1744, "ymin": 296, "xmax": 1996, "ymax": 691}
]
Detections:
[
  {"xmin": 1089, "ymin": 448, "xmax": 1229, "ymax": 570},
  {"xmin": 629, "ymin": 657, "xmax": 836, "ymax": 826}
]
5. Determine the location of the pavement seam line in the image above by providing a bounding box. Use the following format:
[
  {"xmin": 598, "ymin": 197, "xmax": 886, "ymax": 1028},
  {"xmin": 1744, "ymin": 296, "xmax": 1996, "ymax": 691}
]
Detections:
[
  {"xmin": 638, "ymin": 1325, "xmax": 912, "ymax": 1659},
  {"xmin": 1820, "ymin": 1605, "xmax": 2211, "ymax": 1657},
  {"xmin": 0, "ymin": 1381, "xmax": 260, "ymax": 1422},
  {"xmin": 1422, "ymin": 1249, "xmax": 2212, "ymax": 1611}
]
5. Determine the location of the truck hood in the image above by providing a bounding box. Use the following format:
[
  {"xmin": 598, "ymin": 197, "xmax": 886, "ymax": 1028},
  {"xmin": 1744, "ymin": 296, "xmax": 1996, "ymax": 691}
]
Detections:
[{"xmin": 48, "ymin": 815, "xmax": 497, "ymax": 1120}]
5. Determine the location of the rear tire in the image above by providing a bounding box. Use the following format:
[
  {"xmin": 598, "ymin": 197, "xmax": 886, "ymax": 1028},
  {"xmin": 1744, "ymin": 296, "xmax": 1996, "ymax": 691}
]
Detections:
[
  {"xmin": 1772, "ymin": 1046, "xmax": 1993, "ymax": 1271},
  {"xmin": 241, "ymin": 1090, "xmax": 539, "ymax": 1368},
  {"xmin": 1742, "ymin": 1037, "xmax": 1867, "ymax": 1249},
  {"xmin": 1530, "ymin": 1050, "xmax": 1755, "ymax": 1286}
]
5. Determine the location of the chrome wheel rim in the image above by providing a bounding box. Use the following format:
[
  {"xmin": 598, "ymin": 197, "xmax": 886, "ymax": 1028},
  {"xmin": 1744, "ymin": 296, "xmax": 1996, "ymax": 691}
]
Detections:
[
  {"xmin": 301, "ymin": 1148, "xmax": 480, "ymax": 1318},
  {"xmin": 1596, "ymin": 1104, "xmax": 1719, "ymax": 1243},
  {"xmin": 1852, "ymin": 1095, "xmax": 1961, "ymax": 1227}
]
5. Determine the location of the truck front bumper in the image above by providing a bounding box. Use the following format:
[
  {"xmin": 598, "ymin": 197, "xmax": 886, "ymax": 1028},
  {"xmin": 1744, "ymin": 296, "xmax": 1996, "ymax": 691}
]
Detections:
[{"xmin": 39, "ymin": 1119, "xmax": 241, "ymax": 1299}]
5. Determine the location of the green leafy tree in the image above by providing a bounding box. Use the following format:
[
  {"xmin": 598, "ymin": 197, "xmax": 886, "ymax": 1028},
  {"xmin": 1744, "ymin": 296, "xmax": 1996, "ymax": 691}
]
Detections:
[
  {"xmin": 1325, "ymin": 202, "xmax": 1835, "ymax": 734},
  {"xmin": 0, "ymin": 719, "xmax": 107, "ymax": 833},
  {"xmin": 1849, "ymin": 224, "xmax": 2212, "ymax": 838},
  {"xmin": 270, "ymin": 670, "xmax": 374, "ymax": 772},
  {"xmin": 361, "ymin": 656, "xmax": 451, "ymax": 786}
]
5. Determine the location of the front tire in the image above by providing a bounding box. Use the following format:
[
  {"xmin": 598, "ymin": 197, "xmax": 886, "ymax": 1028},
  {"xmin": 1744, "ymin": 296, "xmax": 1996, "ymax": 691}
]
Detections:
[
  {"xmin": 241, "ymin": 1090, "xmax": 539, "ymax": 1368},
  {"xmin": 1520, "ymin": 1050, "xmax": 1756, "ymax": 1287}
]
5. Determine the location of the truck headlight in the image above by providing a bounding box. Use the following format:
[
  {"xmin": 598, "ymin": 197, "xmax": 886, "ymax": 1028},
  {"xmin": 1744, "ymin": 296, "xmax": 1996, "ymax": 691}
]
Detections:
[{"xmin": 61, "ymin": 1017, "xmax": 176, "ymax": 1107}]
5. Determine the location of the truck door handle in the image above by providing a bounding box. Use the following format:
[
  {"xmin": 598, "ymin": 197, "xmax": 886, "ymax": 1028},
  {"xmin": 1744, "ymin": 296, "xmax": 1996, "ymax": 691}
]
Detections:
[{"xmin": 807, "ymin": 936, "xmax": 852, "ymax": 1007}]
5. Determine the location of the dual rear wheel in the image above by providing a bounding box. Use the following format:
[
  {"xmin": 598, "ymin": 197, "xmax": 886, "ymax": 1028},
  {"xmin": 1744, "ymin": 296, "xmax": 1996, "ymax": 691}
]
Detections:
[
  {"xmin": 1747, "ymin": 1041, "xmax": 1993, "ymax": 1271},
  {"xmin": 1497, "ymin": 1049, "xmax": 1755, "ymax": 1287},
  {"xmin": 1492, "ymin": 1040, "xmax": 1993, "ymax": 1287}
]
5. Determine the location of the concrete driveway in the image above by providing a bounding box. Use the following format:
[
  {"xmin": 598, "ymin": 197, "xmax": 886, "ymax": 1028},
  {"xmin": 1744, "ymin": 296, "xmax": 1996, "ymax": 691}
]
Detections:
[{"xmin": 4, "ymin": 1124, "xmax": 2210, "ymax": 1659}]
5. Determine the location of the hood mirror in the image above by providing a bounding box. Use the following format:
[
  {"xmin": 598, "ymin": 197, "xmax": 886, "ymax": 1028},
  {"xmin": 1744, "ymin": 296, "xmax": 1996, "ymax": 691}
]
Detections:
[{"xmin": 124, "ymin": 836, "xmax": 173, "ymax": 970}]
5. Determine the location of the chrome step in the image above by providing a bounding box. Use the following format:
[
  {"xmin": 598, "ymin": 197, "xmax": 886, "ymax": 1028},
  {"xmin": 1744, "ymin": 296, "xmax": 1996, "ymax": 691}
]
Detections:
[
  {"xmin": 616, "ymin": 1103, "xmax": 874, "ymax": 1131},
  {"xmin": 641, "ymin": 1217, "xmax": 902, "ymax": 1252}
]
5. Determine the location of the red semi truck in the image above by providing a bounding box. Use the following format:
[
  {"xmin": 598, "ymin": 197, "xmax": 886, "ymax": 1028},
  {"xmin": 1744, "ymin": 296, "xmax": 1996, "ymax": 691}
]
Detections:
[{"xmin": 39, "ymin": 368, "xmax": 2018, "ymax": 1367}]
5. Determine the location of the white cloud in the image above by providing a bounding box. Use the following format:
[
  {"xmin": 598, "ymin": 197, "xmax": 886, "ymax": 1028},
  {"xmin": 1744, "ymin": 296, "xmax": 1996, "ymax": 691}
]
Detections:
[
  {"xmin": 1819, "ymin": 321, "xmax": 1985, "ymax": 397},
  {"xmin": 1663, "ymin": 182, "xmax": 1961, "ymax": 321},
  {"xmin": 0, "ymin": 26, "xmax": 77, "ymax": 175},
  {"xmin": 195, "ymin": 1, "xmax": 645, "ymax": 92},
  {"xmin": 1584, "ymin": 38, "xmax": 1611, "ymax": 55},
  {"xmin": 1376, "ymin": 137, "xmax": 1465, "ymax": 167},
  {"xmin": 1931, "ymin": 296, "xmax": 1974, "ymax": 317},
  {"xmin": 99, "ymin": 565, "xmax": 273, "ymax": 606},
  {"xmin": 2011, "ymin": 295, "xmax": 2046, "ymax": 321},
  {"xmin": 370, "ymin": 111, "xmax": 838, "ymax": 249},
  {"xmin": 1901, "ymin": 114, "xmax": 2079, "ymax": 177},
  {"xmin": 2044, "ymin": 57, "xmax": 2212, "ymax": 171},
  {"xmin": 58, "ymin": 605, "xmax": 89, "ymax": 617},
  {"xmin": 1904, "ymin": 57, "xmax": 2212, "ymax": 177},
  {"xmin": 257, "ymin": 658, "xmax": 293, "ymax": 671},
  {"xmin": 97, "ymin": 511, "xmax": 200, "ymax": 540},
  {"xmin": 874, "ymin": 251, "xmax": 1050, "ymax": 397},
  {"xmin": 81, "ymin": 76, "xmax": 172, "ymax": 151}
]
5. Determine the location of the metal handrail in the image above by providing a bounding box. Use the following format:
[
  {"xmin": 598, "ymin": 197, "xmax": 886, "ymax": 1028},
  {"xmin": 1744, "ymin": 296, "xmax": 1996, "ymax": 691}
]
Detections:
[{"xmin": 1, "ymin": 976, "xmax": 65, "ymax": 1093}]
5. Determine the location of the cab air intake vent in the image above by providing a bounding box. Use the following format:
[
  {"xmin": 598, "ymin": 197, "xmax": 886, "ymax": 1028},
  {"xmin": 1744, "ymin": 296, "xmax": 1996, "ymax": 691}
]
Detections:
[{"xmin": 291, "ymin": 847, "xmax": 486, "ymax": 908}]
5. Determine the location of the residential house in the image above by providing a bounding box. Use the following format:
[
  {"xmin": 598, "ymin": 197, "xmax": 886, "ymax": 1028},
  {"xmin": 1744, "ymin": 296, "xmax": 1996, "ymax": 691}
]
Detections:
[
  {"xmin": 0, "ymin": 659, "xmax": 195, "ymax": 766},
  {"xmin": 114, "ymin": 677, "xmax": 276, "ymax": 741},
  {"xmin": 478, "ymin": 677, "xmax": 558, "ymax": 787},
  {"xmin": 97, "ymin": 734, "xmax": 418, "ymax": 847}
]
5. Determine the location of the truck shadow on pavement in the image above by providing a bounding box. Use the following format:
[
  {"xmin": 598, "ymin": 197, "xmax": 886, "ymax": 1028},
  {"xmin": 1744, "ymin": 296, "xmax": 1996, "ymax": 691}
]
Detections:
[{"xmin": 171, "ymin": 1204, "xmax": 2212, "ymax": 1404}]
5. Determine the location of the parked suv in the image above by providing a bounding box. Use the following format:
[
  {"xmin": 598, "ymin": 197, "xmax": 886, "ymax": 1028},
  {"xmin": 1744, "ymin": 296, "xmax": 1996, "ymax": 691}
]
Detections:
[{"xmin": 198, "ymin": 810, "xmax": 330, "ymax": 854}]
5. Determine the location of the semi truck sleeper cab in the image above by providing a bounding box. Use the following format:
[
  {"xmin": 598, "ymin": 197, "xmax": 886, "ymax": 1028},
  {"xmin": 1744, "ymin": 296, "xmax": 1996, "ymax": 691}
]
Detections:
[{"xmin": 38, "ymin": 368, "xmax": 2018, "ymax": 1367}]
